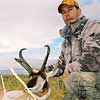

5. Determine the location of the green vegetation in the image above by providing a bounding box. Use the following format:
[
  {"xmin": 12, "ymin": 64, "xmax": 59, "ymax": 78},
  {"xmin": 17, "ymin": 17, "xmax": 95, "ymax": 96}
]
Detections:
[
  {"xmin": 0, "ymin": 74, "xmax": 65, "ymax": 100},
  {"xmin": 0, "ymin": 75, "xmax": 28, "ymax": 90}
]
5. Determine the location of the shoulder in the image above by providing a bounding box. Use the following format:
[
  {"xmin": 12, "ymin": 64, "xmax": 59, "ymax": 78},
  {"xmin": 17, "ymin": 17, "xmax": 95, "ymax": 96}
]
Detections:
[
  {"xmin": 81, "ymin": 19, "xmax": 100, "ymax": 38},
  {"xmin": 85, "ymin": 19, "xmax": 100, "ymax": 29}
]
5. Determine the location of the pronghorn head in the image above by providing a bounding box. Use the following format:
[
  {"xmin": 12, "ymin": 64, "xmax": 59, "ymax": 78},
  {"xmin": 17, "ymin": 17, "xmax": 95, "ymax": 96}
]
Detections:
[{"xmin": 15, "ymin": 45, "xmax": 51, "ymax": 99}]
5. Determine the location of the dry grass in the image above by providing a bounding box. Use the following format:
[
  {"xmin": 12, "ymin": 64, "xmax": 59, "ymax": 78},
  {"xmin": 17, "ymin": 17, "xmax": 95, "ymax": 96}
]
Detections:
[{"xmin": 0, "ymin": 74, "xmax": 65, "ymax": 100}]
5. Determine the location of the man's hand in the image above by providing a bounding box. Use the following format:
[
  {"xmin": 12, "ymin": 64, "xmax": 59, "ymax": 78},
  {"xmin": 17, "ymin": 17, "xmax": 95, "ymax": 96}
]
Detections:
[{"xmin": 65, "ymin": 61, "xmax": 81, "ymax": 72}]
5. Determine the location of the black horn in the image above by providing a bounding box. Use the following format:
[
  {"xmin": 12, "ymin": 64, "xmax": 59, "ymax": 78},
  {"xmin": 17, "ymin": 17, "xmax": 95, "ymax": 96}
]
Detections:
[
  {"xmin": 39, "ymin": 45, "xmax": 50, "ymax": 74},
  {"xmin": 15, "ymin": 48, "xmax": 34, "ymax": 76}
]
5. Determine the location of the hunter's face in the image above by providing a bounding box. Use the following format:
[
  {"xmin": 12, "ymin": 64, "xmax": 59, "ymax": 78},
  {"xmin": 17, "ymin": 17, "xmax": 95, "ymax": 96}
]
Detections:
[{"xmin": 61, "ymin": 5, "xmax": 81, "ymax": 25}]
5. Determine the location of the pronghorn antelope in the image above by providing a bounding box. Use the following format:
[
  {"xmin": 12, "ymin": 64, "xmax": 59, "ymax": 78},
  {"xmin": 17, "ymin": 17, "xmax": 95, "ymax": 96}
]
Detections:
[{"xmin": 2, "ymin": 45, "xmax": 53, "ymax": 100}]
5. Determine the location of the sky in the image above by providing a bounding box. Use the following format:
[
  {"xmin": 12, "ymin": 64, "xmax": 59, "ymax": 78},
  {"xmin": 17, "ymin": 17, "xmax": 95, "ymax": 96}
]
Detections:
[{"xmin": 0, "ymin": 0, "xmax": 100, "ymax": 69}]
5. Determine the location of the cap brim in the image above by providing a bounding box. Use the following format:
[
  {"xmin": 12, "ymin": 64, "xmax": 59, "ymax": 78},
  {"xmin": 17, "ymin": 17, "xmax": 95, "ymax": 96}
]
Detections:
[{"xmin": 58, "ymin": 4, "xmax": 73, "ymax": 13}]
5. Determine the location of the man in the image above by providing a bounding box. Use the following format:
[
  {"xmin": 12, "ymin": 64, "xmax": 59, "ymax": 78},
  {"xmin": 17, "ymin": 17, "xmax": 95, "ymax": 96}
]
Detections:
[{"xmin": 47, "ymin": 0, "xmax": 100, "ymax": 99}]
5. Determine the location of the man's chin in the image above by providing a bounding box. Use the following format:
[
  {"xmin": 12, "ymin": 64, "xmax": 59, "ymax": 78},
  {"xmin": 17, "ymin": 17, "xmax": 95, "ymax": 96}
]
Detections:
[
  {"xmin": 70, "ymin": 19, "xmax": 79, "ymax": 24},
  {"xmin": 65, "ymin": 20, "xmax": 76, "ymax": 25}
]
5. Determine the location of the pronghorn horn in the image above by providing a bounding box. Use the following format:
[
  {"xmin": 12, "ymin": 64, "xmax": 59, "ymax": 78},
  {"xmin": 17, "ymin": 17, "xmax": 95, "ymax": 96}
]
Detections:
[
  {"xmin": 39, "ymin": 45, "xmax": 50, "ymax": 74},
  {"xmin": 15, "ymin": 48, "xmax": 34, "ymax": 76}
]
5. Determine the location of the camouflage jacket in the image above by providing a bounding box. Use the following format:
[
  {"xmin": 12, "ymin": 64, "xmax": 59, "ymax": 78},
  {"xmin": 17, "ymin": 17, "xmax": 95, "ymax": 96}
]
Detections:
[{"xmin": 51, "ymin": 16, "xmax": 100, "ymax": 76}]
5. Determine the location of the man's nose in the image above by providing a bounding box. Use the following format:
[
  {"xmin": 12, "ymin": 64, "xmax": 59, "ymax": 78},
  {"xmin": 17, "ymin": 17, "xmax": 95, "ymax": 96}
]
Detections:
[{"xmin": 64, "ymin": 11, "xmax": 70, "ymax": 17}]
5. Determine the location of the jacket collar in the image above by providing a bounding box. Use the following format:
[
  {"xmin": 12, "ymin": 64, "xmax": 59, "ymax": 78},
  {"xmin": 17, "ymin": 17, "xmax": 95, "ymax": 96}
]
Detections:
[
  {"xmin": 70, "ymin": 15, "xmax": 87, "ymax": 33},
  {"xmin": 59, "ymin": 15, "xmax": 88, "ymax": 38}
]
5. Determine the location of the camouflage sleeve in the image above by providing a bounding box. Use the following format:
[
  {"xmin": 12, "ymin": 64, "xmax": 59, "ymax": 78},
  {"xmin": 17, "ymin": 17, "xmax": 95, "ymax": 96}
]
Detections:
[{"xmin": 78, "ymin": 32, "xmax": 100, "ymax": 72}]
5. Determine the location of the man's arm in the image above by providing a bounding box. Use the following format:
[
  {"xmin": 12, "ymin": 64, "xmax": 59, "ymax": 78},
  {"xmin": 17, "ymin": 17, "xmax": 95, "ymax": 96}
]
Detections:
[
  {"xmin": 46, "ymin": 51, "xmax": 66, "ymax": 77},
  {"xmin": 78, "ymin": 32, "xmax": 100, "ymax": 72}
]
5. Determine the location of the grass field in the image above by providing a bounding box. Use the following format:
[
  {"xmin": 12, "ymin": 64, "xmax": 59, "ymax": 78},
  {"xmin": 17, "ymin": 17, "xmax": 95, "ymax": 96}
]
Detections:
[{"xmin": 0, "ymin": 74, "xmax": 66, "ymax": 100}]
